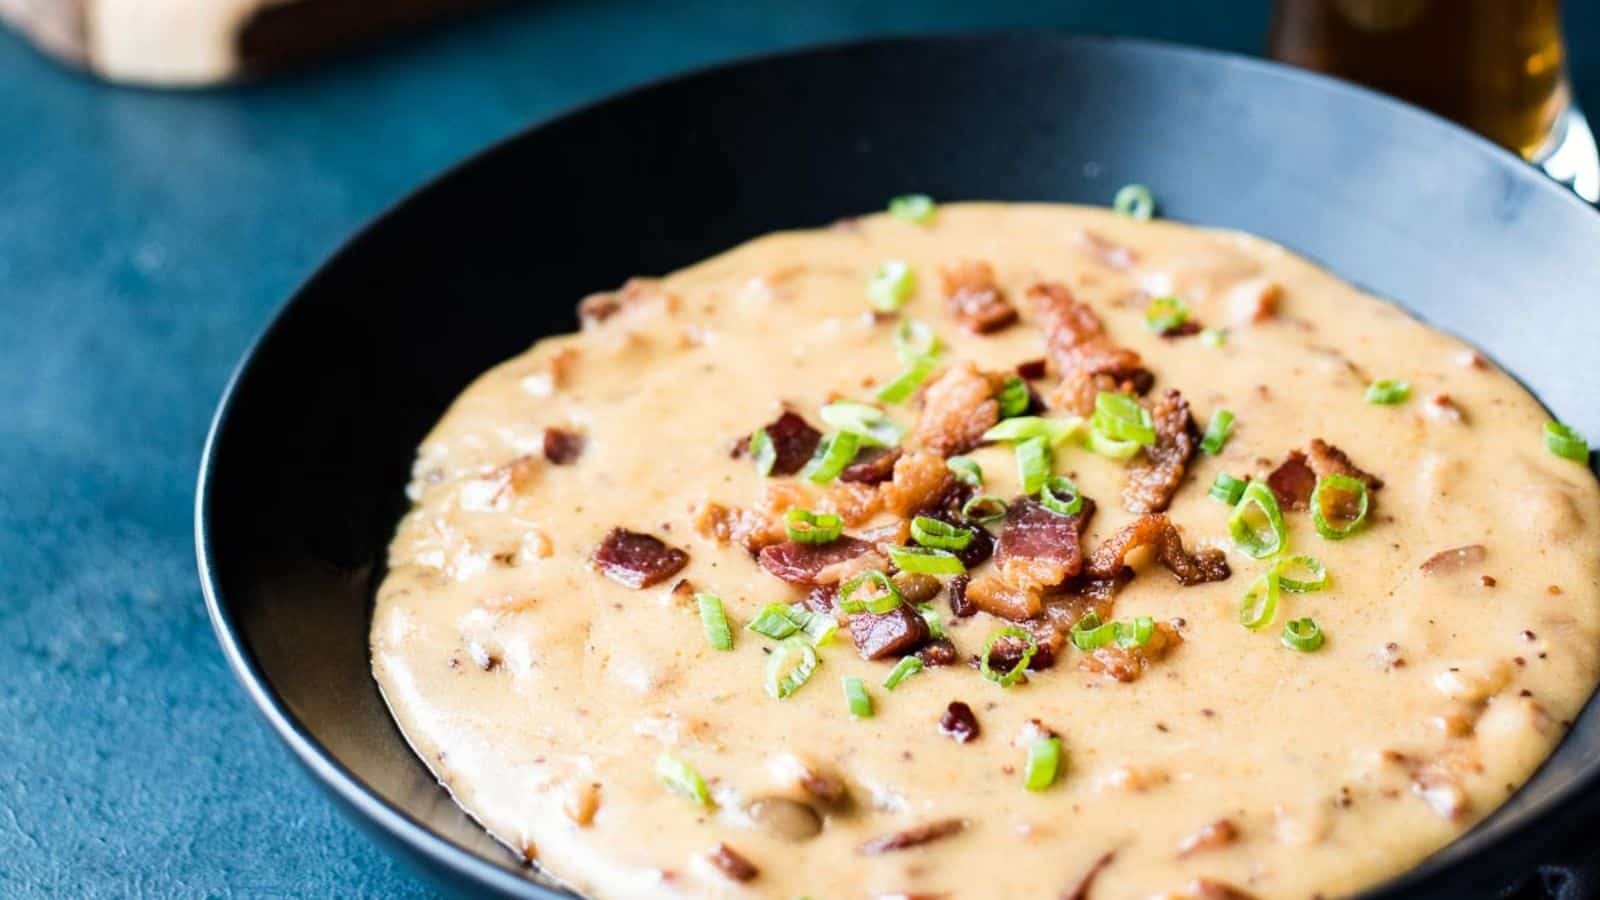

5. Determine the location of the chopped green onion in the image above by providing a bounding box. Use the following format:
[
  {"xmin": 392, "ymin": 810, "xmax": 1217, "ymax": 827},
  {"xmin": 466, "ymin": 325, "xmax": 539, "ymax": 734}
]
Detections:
[
  {"xmin": 1082, "ymin": 425, "xmax": 1142, "ymax": 460},
  {"xmin": 801, "ymin": 431, "xmax": 861, "ymax": 483},
  {"xmin": 1069, "ymin": 612, "xmax": 1118, "ymax": 650},
  {"xmin": 1272, "ymin": 555, "xmax": 1329, "ymax": 593},
  {"xmin": 910, "ymin": 515, "xmax": 974, "ymax": 551},
  {"xmin": 997, "ymin": 376, "xmax": 1031, "ymax": 418},
  {"xmin": 1144, "ymin": 296, "xmax": 1188, "ymax": 333},
  {"xmin": 961, "ymin": 494, "xmax": 1009, "ymax": 524},
  {"xmin": 883, "ymin": 655, "xmax": 924, "ymax": 690},
  {"xmin": 980, "ymin": 626, "xmax": 1036, "ymax": 686},
  {"xmin": 982, "ymin": 415, "xmax": 1081, "ymax": 445},
  {"xmin": 696, "ymin": 593, "xmax": 734, "ymax": 650},
  {"xmin": 1239, "ymin": 570, "xmax": 1281, "ymax": 631},
  {"xmin": 1364, "ymin": 379, "xmax": 1411, "ymax": 405},
  {"xmin": 886, "ymin": 544, "xmax": 966, "ymax": 575},
  {"xmin": 1116, "ymin": 616, "xmax": 1156, "ymax": 649},
  {"xmin": 766, "ymin": 637, "xmax": 820, "ymax": 699},
  {"xmin": 1200, "ymin": 327, "xmax": 1227, "ymax": 348},
  {"xmin": 785, "ymin": 508, "xmax": 843, "ymax": 544},
  {"xmin": 888, "ymin": 193, "xmax": 936, "ymax": 224},
  {"xmin": 1228, "ymin": 481, "xmax": 1288, "ymax": 559},
  {"xmin": 1024, "ymin": 736, "xmax": 1062, "ymax": 791},
  {"xmin": 894, "ymin": 318, "xmax": 942, "ymax": 364},
  {"xmin": 876, "ymin": 355, "xmax": 939, "ymax": 405},
  {"xmin": 787, "ymin": 604, "xmax": 839, "ymax": 646},
  {"xmin": 843, "ymin": 676, "xmax": 873, "ymax": 718},
  {"xmin": 916, "ymin": 602, "xmax": 945, "ymax": 640},
  {"xmin": 1091, "ymin": 391, "xmax": 1155, "ymax": 446},
  {"xmin": 1200, "ymin": 409, "xmax": 1234, "ymax": 456},
  {"xmin": 1209, "ymin": 473, "xmax": 1247, "ymax": 505},
  {"xmin": 1310, "ymin": 474, "xmax": 1370, "ymax": 540},
  {"xmin": 947, "ymin": 455, "xmax": 983, "ymax": 487},
  {"xmin": 747, "ymin": 603, "xmax": 802, "ymax": 640},
  {"xmin": 820, "ymin": 401, "xmax": 903, "ymax": 447},
  {"xmin": 1545, "ymin": 421, "xmax": 1589, "ymax": 462},
  {"xmin": 1281, "ymin": 617, "xmax": 1325, "ymax": 652},
  {"xmin": 656, "ymin": 752, "xmax": 712, "ymax": 806},
  {"xmin": 749, "ymin": 427, "xmax": 776, "ymax": 477},
  {"xmin": 1015, "ymin": 436, "xmax": 1052, "ymax": 495},
  {"xmin": 1039, "ymin": 476, "xmax": 1083, "ymax": 516},
  {"xmin": 1113, "ymin": 183, "xmax": 1155, "ymax": 220},
  {"xmin": 839, "ymin": 569, "xmax": 903, "ymax": 614},
  {"xmin": 867, "ymin": 260, "xmax": 916, "ymax": 312}
]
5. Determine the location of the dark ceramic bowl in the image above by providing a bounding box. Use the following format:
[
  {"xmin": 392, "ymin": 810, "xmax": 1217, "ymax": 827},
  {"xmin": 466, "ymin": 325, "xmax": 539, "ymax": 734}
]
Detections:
[{"xmin": 196, "ymin": 33, "xmax": 1600, "ymax": 899}]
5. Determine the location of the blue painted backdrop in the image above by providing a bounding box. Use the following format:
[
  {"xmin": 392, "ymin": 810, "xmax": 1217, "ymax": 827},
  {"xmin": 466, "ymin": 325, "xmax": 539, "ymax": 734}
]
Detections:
[{"xmin": 1, "ymin": 2, "xmax": 1595, "ymax": 896}]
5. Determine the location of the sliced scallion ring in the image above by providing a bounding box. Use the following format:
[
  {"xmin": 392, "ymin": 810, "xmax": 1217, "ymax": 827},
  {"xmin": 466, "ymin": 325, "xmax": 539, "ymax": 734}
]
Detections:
[
  {"xmin": 882, "ymin": 655, "xmax": 924, "ymax": 691},
  {"xmin": 801, "ymin": 430, "xmax": 861, "ymax": 483},
  {"xmin": 785, "ymin": 508, "xmax": 843, "ymax": 544},
  {"xmin": 1113, "ymin": 183, "xmax": 1155, "ymax": 220},
  {"xmin": 1069, "ymin": 612, "xmax": 1118, "ymax": 651},
  {"xmin": 894, "ymin": 318, "xmax": 942, "ymax": 364},
  {"xmin": 916, "ymin": 602, "xmax": 945, "ymax": 640},
  {"xmin": 946, "ymin": 455, "xmax": 983, "ymax": 488},
  {"xmin": 888, "ymin": 193, "xmax": 936, "ymax": 224},
  {"xmin": 876, "ymin": 354, "xmax": 939, "ymax": 405},
  {"xmin": 1310, "ymin": 474, "xmax": 1370, "ymax": 540},
  {"xmin": 787, "ymin": 604, "xmax": 839, "ymax": 646},
  {"xmin": 843, "ymin": 676, "xmax": 873, "ymax": 718},
  {"xmin": 839, "ymin": 569, "xmax": 903, "ymax": 615},
  {"xmin": 747, "ymin": 603, "xmax": 802, "ymax": 640},
  {"xmin": 1545, "ymin": 421, "xmax": 1589, "ymax": 462},
  {"xmin": 1282, "ymin": 617, "xmax": 1325, "ymax": 652},
  {"xmin": 696, "ymin": 593, "xmax": 734, "ymax": 651},
  {"xmin": 1364, "ymin": 379, "xmax": 1411, "ymax": 405},
  {"xmin": 980, "ymin": 626, "xmax": 1036, "ymax": 686},
  {"xmin": 1091, "ymin": 391, "xmax": 1155, "ymax": 446},
  {"xmin": 1015, "ymin": 435, "xmax": 1051, "ymax": 496},
  {"xmin": 961, "ymin": 494, "xmax": 1009, "ymax": 524},
  {"xmin": 766, "ymin": 637, "xmax": 820, "ymax": 699},
  {"xmin": 656, "ymin": 752, "xmax": 712, "ymax": 807},
  {"xmin": 1239, "ymin": 570, "xmax": 1281, "ymax": 631},
  {"xmin": 1039, "ymin": 476, "xmax": 1083, "ymax": 517},
  {"xmin": 1209, "ymin": 473, "xmax": 1247, "ymax": 505},
  {"xmin": 1272, "ymin": 555, "xmax": 1329, "ymax": 593},
  {"xmin": 1024, "ymin": 736, "xmax": 1062, "ymax": 791},
  {"xmin": 997, "ymin": 376, "xmax": 1031, "ymax": 418},
  {"xmin": 910, "ymin": 515, "xmax": 974, "ymax": 551},
  {"xmin": 1144, "ymin": 295, "xmax": 1188, "ymax": 333},
  {"xmin": 820, "ymin": 401, "xmax": 903, "ymax": 447},
  {"xmin": 1082, "ymin": 424, "xmax": 1142, "ymax": 460},
  {"xmin": 982, "ymin": 415, "xmax": 1081, "ymax": 445},
  {"xmin": 867, "ymin": 259, "xmax": 916, "ymax": 312},
  {"xmin": 886, "ymin": 544, "xmax": 966, "ymax": 575},
  {"xmin": 1200, "ymin": 408, "xmax": 1234, "ymax": 456},
  {"xmin": 1116, "ymin": 616, "xmax": 1155, "ymax": 649},
  {"xmin": 1228, "ymin": 481, "xmax": 1288, "ymax": 559}
]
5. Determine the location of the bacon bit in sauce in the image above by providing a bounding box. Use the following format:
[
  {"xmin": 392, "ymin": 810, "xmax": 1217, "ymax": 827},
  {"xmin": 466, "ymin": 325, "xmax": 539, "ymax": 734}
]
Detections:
[
  {"xmin": 858, "ymin": 818, "xmax": 967, "ymax": 855},
  {"xmin": 1420, "ymin": 544, "xmax": 1488, "ymax": 575},
  {"xmin": 840, "ymin": 446, "xmax": 903, "ymax": 484},
  {"xmin": 939, "ymin": 701, "xmax": 981, "ymax": 743},
  {"xmin": 802, "ymin": 584, "xmax": 839, "ymax": 614},
  {"xmin": 1080, "ymin": 619, "xmax": 1183, "ymax": 682},
  {"xmin": 1077, "ymin": 229, "xmax": 1137, "ymax": 270},
  {"xmin": 1025, "ymin": 281, "xmax": 1153, "ymax": 415},
  {"xmin": 821, "ymin": 480, "xmax": 885, "ymax": 526},
  {"xmin": 542, "ymin": 427, "xmax": 586, "ymax": 465},
  {"xmin": 1177, "ymin": 819, "xmax": 1239, "ymax": 857},
  {"xmin": 982, "ymin": 617, "xmax": 1065, "ymax": 671},
  {"xmin": 1159, "ymin": 320, "xmax": 1204, "ymax": 339},
  {"xmin": 882, "ymin": 451, "xmax": 958, "ymax": 517},
  {"xmin": 1061, "ymin": 850, "xmax": 1117, "ymax": 900},
  {"xmin": 1086, "ymin": 514, "xmax": 1230, "ymax": 586},
  {"xmin": 692, "ymin": 501, "xmax": 783, "ymax": 554},
  {"xmin": 1307, "ymin": 438, "xmax": 1384, "ymax": 491},
  {"xmin": 1412, "ymin": 765, "xmax": 1470, "ymax": 820},
  {"xmin": 592, "ymin": 528, "xmax": 689, "ymax": 589},
  {"xmin": 1124, "ymin": 389, "xmax": 1199, "ymax": 513},
  {"xmin": 997, "ymin": 497, "xmax": 1095, "ymax": 583},
  {"xmin": 1427, "ymin": 393, "xmax": 1467, "ymax": 423},
  {"xmin": 1225, "ymin": 276, "xmax": 1282, "ymax": 324},
  {"xmin": 1185, "ymin": 879, "xmax": 1260, "ymax": 900},
  {"xmin": 948, "ymin": 574, "xmax": 976, "ymax": 617},
  {"xmin": 577, "ymin": 277, "xmax": 673, "ymax": 327},
  {"xmin": 488, "ymin": 455, "xmax": 540, "ymax": 504},
  {"xmin": 1017, "ymin": 358, "xmax": 1049, "ymax": 380},
  {"xmin": 751, "ymin": 410, "xmax": 823, "ymax": 476},
  {"xmin": 758, "ymin": 537, "xmax": 874, "ymax": 585},
  {"xmin": 1266, "ymin": 450, "xmax": 1316, "ymax": 510},
  {"xmin": 941, "ymin": 260, "xmax": 1018, "ymax": 334},
  {"xmin": 964, "ymin": 573, "xmax": 1044, "ymax": 621},
  {"xmin": 915, "ymin": 362, "xmax": 1005, "ymax": 456},
  {"xmin": 918, "ymin": 638, "xmax": 960, "ymax": 667},
  {"xmin": 706, "ymin": 843, "xmax": 759, "ymax": 882},
  {"xmin": 849, "ymin": 605, "xmax": 933, "ymax": 660},
  {"xmin": 1481, "ymin": 575, "xmax": 1497, "ymax": 587}
]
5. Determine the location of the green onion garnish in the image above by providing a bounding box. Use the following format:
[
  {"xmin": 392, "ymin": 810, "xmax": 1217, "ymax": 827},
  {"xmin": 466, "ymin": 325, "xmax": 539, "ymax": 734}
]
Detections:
[
  {"xmin": 1272, "ymin": 555, "xmax": 1328, "ymax": 593},
  {"xmin": 749, "ymin": 427, "xmax": 776, "ymax": 477},
  {"xmin": 1200, "ymin": 327, "xmax": 1227, "ymax": 348},
  {"xmin": 910, "ymin": 516, "xmax": 974, "ymax": 551},
  {"xmin": 1039, "ymin": 475, "xmax": 1083, "ymax": 516},
  {"xmin": 980, "ymin": 626, "xmax": 1036, "ymax": 686},
  {"xmin": 997, "ymin": 376, "xmax": 1031, "ymax": 418},
  {"xmin": 1144, "ymin": 296, "xmax": 1188, "ymax": 333},
  {"xmin": 1310, "ymin": 474, "xmax": 1370, "ymax": 540},
  {"xmin": 1091, "ymin": 391, "xmax": 1156, "ymax": 446},
  {"xmin": 982, "ymin": 415, "xmax": 1081, "ymax": 445},
  {"xmin": 947, "ymin": 455, "xmax": 983, "ymax": 488},
  {"xmin": 1082, "ymin": 425, "xmax": 1142, "ymax": 460},
  {"xmin": 747, "ymin": 603, "xmax": 802, "ymax": 640},
  {"xmin": 1199, "ymin": 409, "xmax": 1234, "ymax": 456},
  {"xmin": 1545, "ymin": 421, "xmax": 1589, "ymax": 462},
  {"xmin": 1069, "ymin": 612, "xmax": 1118, "ymax": 650},
  {"xmin": 1209, "ymin": 473, "xmax": 1247, "ymax": 505},
  {"xmin": 867, "ymin": 260, "xmax": 916, "ymax": 312},
  {"xmin": 1024, "ymin": 736, "xmax": 1062, "ymax": 791},
  {"xmin": 766, "ymin": 637, "xmax": 820, "ymax": 699},
  {"xmin": 1113, "ymin": 183, "xmax": 1155, "ymax": 220},
  {"xmin": 1239, "ymin": 570, "xmax": 1281, "ymax": 631},
  {"xmin": 1228, "ymin": 481, "xmax": 1288, "ymax": 559},
  {"xmin": 916, "ymin": 602, "xmax": 945, "ymax": 640},
  {"xmin": 839, "ymin": 569, "xmax": 903, "ymax": 614},
  {"xmin": 886, "ymin": 544, "xmax": 966, "ymax": 575},
  {"xmin": 1364, "ymin": 379, "xmax": 1411, "ymax": 405},
  {"xmin": 888, "ymin": 193, "xmax": 936, "ymax": 224},
  {"xmin": 801, "ymin": 431, "xmax": 862, "ymax": 483},
  {"xmin": 1281, "ymin": 617, "xmax": 1325, "ymax": 652},
  {"xmin": 843, "ymin": 676, "xmax": 874, "ymax": 718},
  {"xmin": 696, "ymin": 593, "xmax": 734, "ymax": 650},
  {"xmin": 876, "ymin": 355, "xmax": 939, "ymax": 405},
  {"xmin": 820, "ymin": 401, "xmax": 903, "ymax": 447},
  {"xmin": 894, "ymin": 318, "xmax": 942, "ymax": 364},
  {"xmin": 883, "ymin": 656, "xmax": 924, "ymax": 691},
  {"xmin": 785, "ymin": 508, "xmax": 843, "ymax": 544},
  {"xmin": 656, "ymin": 752, "xmax": 712, "ymax": 807},
  {"xmin": 961, "ymin": 494, "xmax": 1009, "ymax": 524},
  {"xmin": 1119, "ymin": 616, "xmax": 1155, "ymax": 649},
  {"xmin": 788, "ymin": 604, "xmax": 839, "ymax": 646},
  {"xmin": 1015, "ymin": 435, "xmax": 1051, "ymax": 495}
]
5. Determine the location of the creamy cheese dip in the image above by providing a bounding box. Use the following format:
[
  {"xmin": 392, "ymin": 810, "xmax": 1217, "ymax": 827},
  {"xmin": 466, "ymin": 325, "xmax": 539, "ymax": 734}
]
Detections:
[{"xmin": 372, "ymin": 203, "xmax": 1600, "ymax": 899}]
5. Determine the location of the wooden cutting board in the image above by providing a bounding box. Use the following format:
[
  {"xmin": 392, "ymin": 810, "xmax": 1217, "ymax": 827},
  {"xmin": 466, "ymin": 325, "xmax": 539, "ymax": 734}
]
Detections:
[{"xmin": 0, "ymin": 0, "xmax": 495, "ymax": 87}]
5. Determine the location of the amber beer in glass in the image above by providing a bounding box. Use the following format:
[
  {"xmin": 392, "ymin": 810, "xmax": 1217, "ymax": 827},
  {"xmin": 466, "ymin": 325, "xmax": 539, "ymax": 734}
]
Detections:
[{"xmin": 1268, "ymin": 0, "xmax": 1570, "ymax": 160}]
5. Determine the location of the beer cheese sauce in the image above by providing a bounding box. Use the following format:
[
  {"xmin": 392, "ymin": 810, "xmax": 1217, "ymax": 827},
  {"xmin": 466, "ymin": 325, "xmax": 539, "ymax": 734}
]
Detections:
[{"xmin": 371, "ymin": 204, "xmax": 1600, "ymax": 899}]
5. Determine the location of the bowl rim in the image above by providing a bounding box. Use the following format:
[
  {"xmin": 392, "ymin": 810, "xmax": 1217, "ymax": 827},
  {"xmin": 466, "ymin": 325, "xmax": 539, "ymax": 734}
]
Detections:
[{"xmin": 194, "ymin": 29, "xmax": 1600, "ymax": 899}]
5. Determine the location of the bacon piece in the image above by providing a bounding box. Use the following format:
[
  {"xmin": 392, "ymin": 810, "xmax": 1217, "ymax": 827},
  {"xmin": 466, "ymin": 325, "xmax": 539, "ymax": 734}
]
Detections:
[
  {"xmin": 1061, "ymin": 851, "xmax": 1117, "ymax": 900},
  {"xmin": 1226, "ymin": 276, "xmax": 1282, "ymax": 325},
  {"xmin": 542, "ymin": 428, "xmax": 586, "ymax": 465},
  {"xmin": 706, "ymin": 843, "xmax": 759, "ymax": 882},
  {"xmin": 948, "ymin": 575, "xmax": 976, "ymax": 617},
  {"xmin": 1080, "ymin": 620, "xmax": 1182, "ymax": 682},
  {"xmin": 802, "ymin": 584, "xmax": 838, "ymax": 614},
  {"xmin": 1421, "ymin": 544, "xmax": 1487, "ymax": 575},
  {"xmin": 915, "ymin": 362, "xmax": 1003, "ymax": 457},
  {"xmin": 882, "ymin": 451, "xmax": 956, "ymax": 517},
  {"xmin": 1123, "ymin": 390, "xmax": 1199, "ymax": 514},
  {"xmin": 997, "ymin": 497, "xmax": 1095, "ymax": 585},
  {"xmin": 759, "ymin": 537, "xmax": 874, "ymax": 586},
  {"xmin": 981, "ymin": 617, "xmax": 1066, "ymax": 671},
  {"xmin": 941, "ymin": 260, "xmax": 1018, "ymax": 334},
  {"xmin": 693, "ymin": 501, "xmax": 783, "ymax": 553},
  {"xmin": 1185, "ymin": 880, "xmax": 1259, "ymax": 900},
  {"xmin": 939, "ymin": 701, "xmax": 980, "ymax": 743},
  {"xmin": 849, "ymin": 604, "xmax": 932, "ymax": 660},
  {"xmin": 1085, "ymin": 514, "xmax": 1229, "ymax": 585},
  {"xmin": 1266, "ymin": 451, "xmax": 1315, "ymax": 510},
  {"xmin": 917, "ymin": 638, "xmax": 959, "ymax": 667},
  {"xmin": 593, "ymin": 529, "xmax": 689, "ymax": 588},
  {"xmin": 820, "ymin": 480, "xmax": 884, "ymax": 526},
  {"xmin": 1026, "ymin": 282, "xmax": 1153, "ymax": 415},
  {"xmin": 577, "ymin": 277, "xmax": 673, "ymax": 327},
  {"xmin": 748, "ymin": 411, "xmax": 822, "ymax": 476},
  {"xmin": 1307, "ymin": 438, "xmax": 1384, "ymax": 491},
  {"xmin": 858, "ymin": 818, "xmax": 966, "ymax": 855},
  {"xmin": 840, "ymin": 447, "xmax": 902, "ymax": 484},
  {"xmin": 963, "ymin": 574, "xmax": 1043, "ymax": 621},
  {"xmin": 1178, "ymin": 819, "xmax": 1239, "ymax": 857},
  {"xmin": 1016, "ymin": 358, "xmax": 1048, "ymax": 380}
]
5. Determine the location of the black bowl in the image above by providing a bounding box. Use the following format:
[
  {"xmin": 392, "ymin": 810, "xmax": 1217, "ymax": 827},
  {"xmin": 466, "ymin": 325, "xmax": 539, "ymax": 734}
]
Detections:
[{"xmin": 197, "ymin": 33, "xmax": 1600, "ymax": 899}]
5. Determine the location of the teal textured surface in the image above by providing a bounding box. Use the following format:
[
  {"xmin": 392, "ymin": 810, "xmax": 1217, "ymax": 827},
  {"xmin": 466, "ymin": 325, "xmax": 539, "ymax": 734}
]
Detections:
[{"xmin": 1, "ymin": 2, "xmax": 1594, "ymax": 896}]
